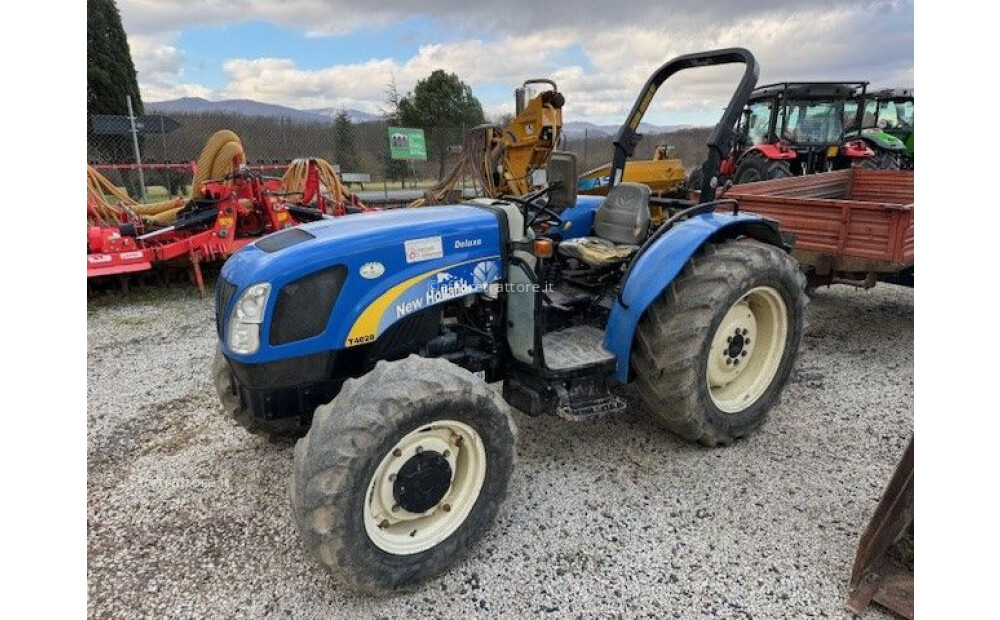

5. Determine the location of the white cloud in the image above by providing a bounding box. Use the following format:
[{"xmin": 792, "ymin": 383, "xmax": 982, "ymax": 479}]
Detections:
[
  {"xmin": 128, "ymin": 33, "xmax": 213, "ymax": 101},
  {"xmin": 120, "ymin": 1, "xmax": 913, "ymax": 123}
]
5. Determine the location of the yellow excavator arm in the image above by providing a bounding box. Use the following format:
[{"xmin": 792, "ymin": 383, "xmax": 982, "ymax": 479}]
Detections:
[{"xmin": 412, "ymin": 80, "xmax": 563, "ymax": 206}]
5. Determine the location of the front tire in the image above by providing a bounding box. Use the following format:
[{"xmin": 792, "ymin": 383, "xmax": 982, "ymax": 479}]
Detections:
[
  {"xmin": 734, "ymin": 152, "xmax": 793, "ymax": 184},
  {"xmin": 631, "ymin": 239, "xmax": 807, "ymax": 446},
  {"xmin": 291, "ymin": 355, "xmax": 516, "ymax": 593}
]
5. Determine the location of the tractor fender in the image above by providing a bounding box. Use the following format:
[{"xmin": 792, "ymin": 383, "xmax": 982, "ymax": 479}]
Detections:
[
  {"xmin": 860, "ymin": 131, "xmax": 906, "ymax": 152},
  {"xmin": 843, "ymin": 139, "xmax": 876, "ymax": 158},
  {"xmin": 744, "ymin": 144, "xmax": 797, "ymax": 161},
  {"xmin": 604, "ymin": 212, "xmax": 785, "ymax": 383}
]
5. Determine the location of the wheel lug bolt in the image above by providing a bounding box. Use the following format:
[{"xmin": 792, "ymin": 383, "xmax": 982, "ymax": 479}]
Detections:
[
  {"xmin": 727, "ymin": 336, "xmax": 732, "ymax": 343},
  {"xmin": 735, "ymin": 328, "xmax": 741, "ymax": 335},
  {"xmin": 726, "ymin": 359, "xmax": 732, "ymax": 365},
  {"xmin": 415, "ymin": 445, "xmax": 423, "ymax": 454},
  {"xmin": 443, "ymin": 504, "xmax": 452, "ymax": 512},
  {"xmin": 741, "ymin": 351, "xmax": 747, "ymax": 357},
  {"xmin": 443, "ymin": 450, "xmax": 451, "ymax": 458},
  {"xmin": 388, "ymin": 473, "xmax": 397, "ymax": 482},
  {"xmin": 392, "ymin": 448, "xmax": 402, "ymax": 457},
  {"xmin": 741, "ymin": 328, "xmax": 748, "ymax": 335},
  {"xmin": 744, "ymin": 338, "xmax": 750, "ymax": 344},
  {"xmin": 378, "ymin": 519, "xmax": 389, "ymax": 529},
  {"xmin": 733, "ymin": 359, "xmax": 740, "ymax": 365},
  {"xmin": 391, "ymin": 504, "xmax": 400, "ymax": 512}
]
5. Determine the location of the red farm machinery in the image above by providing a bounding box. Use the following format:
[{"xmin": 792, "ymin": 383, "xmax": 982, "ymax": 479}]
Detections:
[{"xmin": 87, "ymin": 130, "xmax": 371, "ymax": 293}]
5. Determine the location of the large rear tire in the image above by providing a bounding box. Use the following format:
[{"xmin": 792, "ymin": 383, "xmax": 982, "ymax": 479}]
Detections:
[
  {"xmin": 734, "ymin": 152, "xmax": 793, "ymax": 184},
  {"xmin": 862, "ymin": 150, "xmax": 900, "ymax": 170},
  {"xmin": 290, "ymin": 355, "xmax": 517, "ymax": 593},
  {"xmin": 631, "ymin": 239, "xmax": 807, "ymax": 446}
]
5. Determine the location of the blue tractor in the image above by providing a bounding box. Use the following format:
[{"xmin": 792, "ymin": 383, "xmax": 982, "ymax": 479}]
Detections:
[{"xmin": 213, "ymin": 48, "xmax": 807, "ymax": 592}]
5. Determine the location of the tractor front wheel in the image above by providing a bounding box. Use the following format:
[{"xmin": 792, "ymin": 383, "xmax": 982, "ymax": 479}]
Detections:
[
  {"xmin": 290, "ymin": 355, "xmax": 516, "ymax": 593},
  {"xmin": 734, "ymin": 153, "xmax": 793, "ymax": 184},
  {"xmin": 631, "ymin": 238, "xmax": 807, "ymax": 446}
]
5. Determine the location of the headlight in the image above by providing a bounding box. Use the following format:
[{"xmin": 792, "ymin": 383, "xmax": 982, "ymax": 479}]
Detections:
[{"xmin": 227, "ymin": 283, "xmax": 271, "ymax": 354}]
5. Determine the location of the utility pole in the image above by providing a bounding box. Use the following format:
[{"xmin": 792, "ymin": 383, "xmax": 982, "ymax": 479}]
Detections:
[{"xmin": 126, "ymin": 95, "xmax": 146, "ymax": 201}]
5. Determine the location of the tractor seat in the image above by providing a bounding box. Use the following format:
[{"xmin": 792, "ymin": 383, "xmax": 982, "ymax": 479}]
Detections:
[{"xmin": 558, "ymin": 182, "xmax": 651, "ymax": 268}]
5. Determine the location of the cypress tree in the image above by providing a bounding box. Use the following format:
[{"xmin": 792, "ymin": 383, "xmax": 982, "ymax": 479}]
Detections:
[{"xmin": 87, "ymin": 0, "xmax": 143, "ymax": 115}]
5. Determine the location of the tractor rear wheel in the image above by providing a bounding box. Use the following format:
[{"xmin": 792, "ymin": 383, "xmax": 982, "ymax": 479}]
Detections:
[
  {"xmin": 860, "ymin": 151, "xmax": 900, "ymax": 170},
  {"xmin": 631, "ymin": 238, "xmax": 807, "ymax": 446},
  {"xmin": 290, "ymin": 355, "xmax": 516, "ymax": 593},
  {"xmin": 734, "ymin": 153, "xmax": 793, "ymax": 184}
]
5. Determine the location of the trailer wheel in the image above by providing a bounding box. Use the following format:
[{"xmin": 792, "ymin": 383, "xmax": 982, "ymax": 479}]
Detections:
[
  {"xmin": 734, "ymin": 153, "xmax": 792, "ymax": 184},
  {"xmin": 212, "ymin": 349, "xmax": 302, "ymax": 439},
  {"xmin": 631, "ymin": 238, "xmax": 807, "ymax": 446},
  {"xmin": 291, "ymin": 355, "xmax": 516, "ymax": 594}
]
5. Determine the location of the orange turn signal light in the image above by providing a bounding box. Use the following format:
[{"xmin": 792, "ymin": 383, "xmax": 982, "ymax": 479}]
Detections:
[{"xmin": 532, "ymin": 239, "xmax": 554, "ymax": 259}]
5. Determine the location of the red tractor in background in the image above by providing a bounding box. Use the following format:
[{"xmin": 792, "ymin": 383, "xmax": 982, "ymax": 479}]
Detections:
[{"xmin": 690, "ymin": 82, "xmax": 877, "ymax": 188}]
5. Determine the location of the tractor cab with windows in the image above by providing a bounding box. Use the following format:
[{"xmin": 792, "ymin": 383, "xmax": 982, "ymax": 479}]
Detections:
[
  {"xmin": 845, "ymin": 87, "xmax": 914, "ymax": 170},
  {"xmin": 720, "ymin": 82, "xmax": 878, "ymax": 185}
]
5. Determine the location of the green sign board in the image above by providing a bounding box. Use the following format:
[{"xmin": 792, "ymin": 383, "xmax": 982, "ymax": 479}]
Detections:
[{"xmin": 388, "ymin": 127, "xmax": 427, "ymax": 160}]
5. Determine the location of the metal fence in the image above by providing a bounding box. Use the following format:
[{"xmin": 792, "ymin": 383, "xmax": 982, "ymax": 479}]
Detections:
[{"xmin": 87, "ymin": 112, "xmax": 710, "ymax": 201}]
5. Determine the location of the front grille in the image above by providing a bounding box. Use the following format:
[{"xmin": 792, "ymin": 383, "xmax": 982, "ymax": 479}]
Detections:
[
  {"xmin": 270, "ymin": 265, "xmax": 347, "ymax": 345},
  {"xmin": 215, "ymin": 277, "xmax": 237, "ymax": 338}
]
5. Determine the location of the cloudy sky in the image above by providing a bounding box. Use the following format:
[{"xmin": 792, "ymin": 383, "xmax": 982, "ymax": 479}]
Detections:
[{"xmin": 119, "ymin": 0, "xmax": 913, "ymax": 125}]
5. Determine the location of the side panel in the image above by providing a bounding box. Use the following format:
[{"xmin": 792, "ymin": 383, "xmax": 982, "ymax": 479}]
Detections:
[{"xmin": 604, "ymin": 213, "xmax": 781, "ymax": 383}]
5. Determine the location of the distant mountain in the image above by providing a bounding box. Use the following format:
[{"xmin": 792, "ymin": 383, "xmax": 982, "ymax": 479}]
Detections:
[
  {"xmin": 146, "ymin": 97, "xmax": 379, "ymax": 124},
  {"xmin": 562, "ymin": 121, "xmax": 698, "ymax": 137},
  {"xmin": 305, "ymin": 107, "xmax": 380, "ymax": 123}
]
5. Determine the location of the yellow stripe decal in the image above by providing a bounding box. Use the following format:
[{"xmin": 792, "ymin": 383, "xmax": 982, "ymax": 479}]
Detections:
[{"xmin": 344, "ymin": 258, "xmax": 487, "ymax": 347}]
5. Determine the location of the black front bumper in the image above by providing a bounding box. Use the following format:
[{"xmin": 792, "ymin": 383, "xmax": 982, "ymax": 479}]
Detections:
[{"xmin": 227, "ymin": 351, "xmax": 344, "ymax": 425}]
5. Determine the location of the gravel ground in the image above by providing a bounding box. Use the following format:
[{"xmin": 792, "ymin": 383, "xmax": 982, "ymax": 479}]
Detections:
[{"xmin": 87, "ymin": 283, "xmax": 912, "ymax": 619}]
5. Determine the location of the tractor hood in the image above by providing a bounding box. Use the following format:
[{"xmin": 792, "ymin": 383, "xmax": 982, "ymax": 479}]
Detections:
[{"xmin": 219, "ymin": 205, "xmax": 505, "ymax": 363}]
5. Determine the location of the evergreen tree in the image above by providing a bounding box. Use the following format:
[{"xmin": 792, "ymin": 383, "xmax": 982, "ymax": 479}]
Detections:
[
  {"xmin": 333, "ymin": 110, "xmax": 359, "ymax": 173},
  {"xmin": 88, "ymin": 0, "xmax": 145, "ymax": 196},
  {"xmin": 87, "ymin": 0, "xmax": 143, "ymax": 115}
]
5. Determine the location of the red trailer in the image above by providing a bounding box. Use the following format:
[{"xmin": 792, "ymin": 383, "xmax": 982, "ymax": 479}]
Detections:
[{"xmin": 703, "ymin": 169, "xmax": 913, "ymax": 289}]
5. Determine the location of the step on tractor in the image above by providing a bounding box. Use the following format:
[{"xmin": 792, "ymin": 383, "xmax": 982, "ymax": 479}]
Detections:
[
  {"xmin": 693, "ymin": 81, "xmax": 879, "ymax": 188},
  {"xmin": 846, "ymin": 88, "xmax": 914, "ymax": 170},
  {"xmin": 213, "ymin": 48, "xmax": 808, "ymax": 593}
]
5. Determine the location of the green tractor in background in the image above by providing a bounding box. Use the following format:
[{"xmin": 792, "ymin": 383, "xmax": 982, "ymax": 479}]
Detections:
[{"xmin": 845, "ymin": 87, "xmax": 914, "ymax": 170}]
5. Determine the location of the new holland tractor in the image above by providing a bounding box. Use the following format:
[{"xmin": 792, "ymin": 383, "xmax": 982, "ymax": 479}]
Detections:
[{"xmin": 213, "ymin": 48, "xmax": 808, "ymax": 593}]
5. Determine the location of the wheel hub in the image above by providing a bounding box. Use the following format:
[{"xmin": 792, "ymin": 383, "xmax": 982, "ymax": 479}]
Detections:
[
  {"xmin": 706, "ymin": 286, "xmax": 789, "ymax": 414},
  {"xmin": 363, "ymin": 420, "xmax": 487, "ymax": 555},
  {"xmin": 393, "ymin": 451, "xmax": 453, "ymax": 513}
]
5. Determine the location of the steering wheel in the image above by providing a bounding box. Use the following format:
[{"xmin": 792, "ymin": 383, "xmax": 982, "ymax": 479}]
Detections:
[{"xmin": 525, "ymin": 198, "xmax": 563, "ymax": 228}]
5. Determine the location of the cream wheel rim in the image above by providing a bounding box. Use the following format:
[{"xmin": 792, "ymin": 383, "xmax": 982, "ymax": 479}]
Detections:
[
  {"xmin": 706, "ymin": 286, "xmax": 788, "ymax": 414},
  {"xmin": 363, "ymin": 419, "xmax": 486, "ymax": 555}
]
